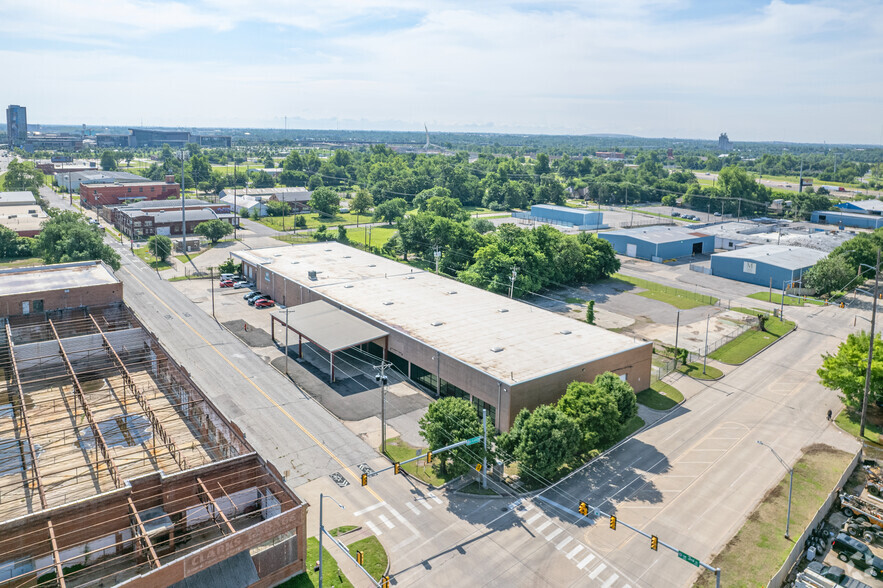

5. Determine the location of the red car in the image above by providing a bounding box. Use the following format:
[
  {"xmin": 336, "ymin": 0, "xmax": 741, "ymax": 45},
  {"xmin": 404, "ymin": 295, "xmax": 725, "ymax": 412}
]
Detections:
[
  {"xmin": 220, "ymin": 279, "xmax": 234, "ymax": 288},
  {"xmin": 254, "ymin": 298, "xmax": 275, "ymax": 308}
]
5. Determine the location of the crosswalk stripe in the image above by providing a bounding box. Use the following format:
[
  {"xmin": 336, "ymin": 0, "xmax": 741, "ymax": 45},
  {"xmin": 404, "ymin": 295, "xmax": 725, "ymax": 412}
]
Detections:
[
  {"xmin": 365, "ymin": 520, "xmax": 382, "ymax": 536},
  {"xmin": 576, "ymin": 554, "xmax": 595, "ymax": 570},
  {"xmin": 378, "ymin": 514, "xmax": 395, "ymax": 529},
  {"xmin": 354, "ymin": 503, "xmax": 384, "ymax": 517},
  {"xmin": 526, "ymin": 513, "xmax": 543, "ymax": 525},
  {"xmin": 565, "ymin": 545, "xmax": 584, "ymax": 560},
  {"xmin": 588, "ymin": 563, "xmax": 607, "ymax": 580},
  {"xmin": 429, "ymin": 494, "xmax": 443, "ymax": 505},
  {"xmin": 556, "ymin": 537, "xmax": 572, "ymax": 551},
  {"xmin": 535, "ymin": 520, "xmax": 553, "ymax": 533},
  {"xmin": 406, "ymin": 502, "xmax": 421, "ymax": 516},
  {"xmin": 545, "ymin": 528, "xmax": 563, "ymax": 541},
  {"xmin": 601, "ymin": 573, "xmax": 620, "ymax": 588},
  {"xmin": 420, "ymin": 499, "xmax": 433, "ymax": 510}
]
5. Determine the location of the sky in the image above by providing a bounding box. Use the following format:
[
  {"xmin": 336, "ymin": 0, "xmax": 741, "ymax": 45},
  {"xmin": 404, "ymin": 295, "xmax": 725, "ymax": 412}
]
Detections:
[{"xmin": 1, "ymin": 0, "xmax": 881, "ymax": 144}]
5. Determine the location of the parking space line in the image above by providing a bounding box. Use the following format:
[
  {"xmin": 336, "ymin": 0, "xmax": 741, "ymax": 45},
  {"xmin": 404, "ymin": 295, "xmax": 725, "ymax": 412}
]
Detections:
[
  {"xmin": 588, "ymin": 563, "xmax": 607, "ymax": 580},
  {"xmin": 601, "ymin": 573, "xmax": 620, "ymax": 588},
  {"xmin": 556, "ymin": 536, "xmax": 572, "ymax": 551},
  {"xmin": 545, "ymin": 528, "xmax": 563, "ymax": 541},
  {"xmin": 576, "ymin": 554, "xmax": 595, "ymax": 570},
  {"xmin": 366, "ymin": 520, "xmax": 382, "ymax": 536},
  {"xmin": 566, "ymin": 545, "xmax": 584, "ymax": 560}
]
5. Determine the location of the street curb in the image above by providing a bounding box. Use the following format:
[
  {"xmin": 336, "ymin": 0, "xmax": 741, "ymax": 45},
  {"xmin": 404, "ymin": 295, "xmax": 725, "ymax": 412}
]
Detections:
[{"xmin": 712, "ymin": 323, "xmax": 797, "ymax": 366}]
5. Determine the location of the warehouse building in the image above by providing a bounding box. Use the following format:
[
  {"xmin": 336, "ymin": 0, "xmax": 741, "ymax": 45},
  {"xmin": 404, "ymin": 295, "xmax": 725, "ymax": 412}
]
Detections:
[
  {"xmin": 81, "ymin": 178, "xmax": 180, "ymax": 207},
  {"xmin": 0, "ymin": 191, "xmax": 37, "ymax": 207},
  {"xmin": 527, "ymin": 204, "xmax": 603, "ymax": 228},
  {"xmin": 834, "ymin": 200, "xmax": 883, "ymax": 215},
  {"xmin": 0, "ymin": 204, "xmax": 47, "ymax": 237},
  {"xmin": 233, "ymin": 243, "xmax": 652, "ymax": 431},
  {"xmin": 57, "ymin": 170, "xmax": 150, "ymax": 192},
  {"xmin": 599, "ymin": 226, "xmax": 714, "ymax": 261},
  {"xmin": 710, "ymin": 245, "xmax": 826, "ymax": 288},
  {"xmin": 0, "ymin": 261, "xmax": 123, "ymax": 316},
  {"xmin": 811, "ymin": 210, "xmax": 883, "ymax": 230}
]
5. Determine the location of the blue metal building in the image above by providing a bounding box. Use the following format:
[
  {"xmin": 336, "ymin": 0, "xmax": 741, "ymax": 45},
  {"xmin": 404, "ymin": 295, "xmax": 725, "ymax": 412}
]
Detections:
[
  {"xmin": 599, "ymin": 226, "xmax": 714, "ymax": 261},
  {"xmin": 811, "ymin": 210, "xmax": 883, "ymax": 229},
  {"xmin": 710, "ymin": 245, "xmax": 826, "ymax": 288},
  {"xmin": 833, "ymin": 200, "xmax": 883, "ymax": 215},
  {"xmin": 528, "ymin": 204, "xmax": 602, "ymax": 228}
]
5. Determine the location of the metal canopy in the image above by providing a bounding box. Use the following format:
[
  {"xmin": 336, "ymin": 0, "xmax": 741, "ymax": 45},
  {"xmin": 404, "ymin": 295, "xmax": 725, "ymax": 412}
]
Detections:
[{"xmin": 274, "ymin": 300, "xmax": 387, "ymax": 353}]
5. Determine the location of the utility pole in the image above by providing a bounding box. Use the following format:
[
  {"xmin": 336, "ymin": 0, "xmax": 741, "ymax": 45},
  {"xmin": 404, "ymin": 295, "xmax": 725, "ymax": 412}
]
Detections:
[
  {"xmin": 375, "ymin": 362, "xmax": 390, "ymax": 454},
  {"xmin": 703, "ymin": 313, "xmax": 710, "ymax": 375},
  {"xmin": 233, "ymin": 161, "xmax": 238, "ymax": 240},
  {"xmin": 434, "ymin": 245, "xmax": 441, "ymax": 274},
  {"xmin": 673, "ymin": 310, "xmax": 681, "ymax": 368},
  {"xmin": 318, "ymin": 493, "xmax": 344, "ymax": 588},
  {"xmin": 860, "ymin": 249, "xmax": 880, "ymax": 438},
  {"xmin": 482, "ymin": 408, "xmax": 488, "ymax": 490},
  {"xmin": 757, "ymin": 441, "xmax": 793, "ymax": 539},
  {"xmin": 285, "ymin": 306, "xmax": 291, "ymax": 376},
  {"xmin": 181, "ymin": 151, "xmax": 187, "ymax": 253},
  {"xmin": 210, "ymin": 267, "xmax": 216, "ymax": 320},
  {"xmin": 780, "ymin": 282, "xmax": 786, "ymax": 320},
  {"xmin": 509, "ymin": 266, "xmax": 518, "ymax": 298}
]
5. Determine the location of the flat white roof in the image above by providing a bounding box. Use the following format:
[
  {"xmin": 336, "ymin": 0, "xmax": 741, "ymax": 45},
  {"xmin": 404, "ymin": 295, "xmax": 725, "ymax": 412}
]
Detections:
[
  {"xmin": 235, "ymin": 243, "xmax": 648, "ymax": 385},
  {"xmin": 0, "ymin": 261, "xmax": 118, "ymax": 297},
  {"xmin": 0, "ymin": 191, "xmax": 37, "ymax": 206},
  {"xmin": 712, "ymin": 245, "xmax": 826, "ymax": 270},
  {"xmin": 602, "ymin": 225, "xmax": 710, "ymax": 244}
]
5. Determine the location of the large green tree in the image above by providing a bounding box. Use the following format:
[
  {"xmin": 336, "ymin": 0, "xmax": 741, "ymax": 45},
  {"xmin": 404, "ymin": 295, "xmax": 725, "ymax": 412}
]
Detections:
[
  {"xmin": 4, "ymin": 159, "xmax": 44, "ymax": 197},
  {"xmin": 591, "ymin": 372, "xmax": 637, "ymax": 426},
  {"xmin": 373, "ymin": 197, "xmax": 408, "ymax": 225},
  {"xmin": 351, "ymin": 188, "xmax": 374, "ymax": 217},
  {"xmin": 418, "ymin": 397, "xmax": 483, "ymax": 478},
  {"xmin": 33, "ymin": 210, "xmax": 120, "ymax": 270},
  {"xmin": 251, "ymin": 170, "xmax": 276, "ymax": 189},
  {"xmin": 804, "ymin": 255, "xmax": 854, "ymax": 296},
  {"xmin": 557, "ymin": 381, "xmax": 622, "ymax": 452},
  {"xmin": 0, "ymin": 226, "xmax": 33, "ymax": 258},
  {"xmin": 194, "ymin": 219, "xmax": 234, "ymax": 244},
  {"xmin": 100, "ymin": 151, "xmax": 118, "ymax": 171},
  {"xmin": 147, "ymin": 234, "xmax": 172, "ymax": 261},
  {"xmin": 498, "ymin": 405, "xmax": 581, "ymax": 485},
  {"xmin": 818, "ymin": 331, "xmax": 883, "ymax": 408},
  {"xmin": 309, "ymin": 186, "xmax": 340, "ymax": 216}
]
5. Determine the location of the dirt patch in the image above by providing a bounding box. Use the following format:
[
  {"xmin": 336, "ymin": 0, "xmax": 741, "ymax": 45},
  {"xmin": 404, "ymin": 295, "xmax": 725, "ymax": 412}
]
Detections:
[{"xmin": 222, "ymin": 319, "xmax": 274, "ymax": 348}]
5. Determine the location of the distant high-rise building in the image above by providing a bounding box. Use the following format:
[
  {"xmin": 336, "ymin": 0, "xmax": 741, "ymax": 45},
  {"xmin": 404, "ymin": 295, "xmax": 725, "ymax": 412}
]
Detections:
[
  {"xmin": 6, "ymin": 105, "xmax": 27, "ymax": 147},
  {"xmin": 718, "ymin": 132, "xmax": 731, "ymax": 152}
]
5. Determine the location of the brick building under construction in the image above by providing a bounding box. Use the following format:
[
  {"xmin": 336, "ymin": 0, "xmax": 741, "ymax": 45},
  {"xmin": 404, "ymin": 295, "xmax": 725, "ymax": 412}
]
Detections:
[{"xmin": 0, "ymin": 263, "xmax": 306, "ymax": 587}]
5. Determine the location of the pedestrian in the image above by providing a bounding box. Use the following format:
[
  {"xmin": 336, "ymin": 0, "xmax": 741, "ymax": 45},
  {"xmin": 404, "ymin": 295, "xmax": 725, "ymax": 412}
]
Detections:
[{"xmin": 827, "ymin": 409, "xmax": 833, "ymax": 421}]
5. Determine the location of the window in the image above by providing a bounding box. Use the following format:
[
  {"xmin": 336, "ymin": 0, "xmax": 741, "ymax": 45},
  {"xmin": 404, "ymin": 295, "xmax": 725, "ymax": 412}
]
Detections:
[
  {"xmin": 264, "ymin": 271, "xmax": 270, "ymax": 282},
  {"xmin": 440, "ymin": 378, "xmax": 469, "ymax": 401},
  {"xmin": 134, "ymin": 221, "xmax": 141, "ymax": 227},
  {"xmin": 411, "ymin": 364, "xmax": 437, "ymax": 393},
  {"xmin": 31, "ymin": 299, "xmax": 44, "ymax": 312},
  {"xmin": 388, "ymin": 351, "xmax": 408, "ymax": 376},
  {"xmin": 127, "ymin": 188, "xmax": 131, "ymax": 192},
  {"xmin": 139, "ymin": 187, "xmax": 144, "ymax": 192}
]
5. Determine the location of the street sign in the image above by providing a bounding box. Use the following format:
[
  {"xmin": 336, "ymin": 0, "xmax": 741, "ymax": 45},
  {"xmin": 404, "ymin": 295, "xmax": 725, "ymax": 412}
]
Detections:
[
  {"xmin": 678, "ymin": 551, "xmax": 700, "ymax": 567},
  {"xmin": 466, "ymin": 436, "xmax": 482, "ymax": 446}
]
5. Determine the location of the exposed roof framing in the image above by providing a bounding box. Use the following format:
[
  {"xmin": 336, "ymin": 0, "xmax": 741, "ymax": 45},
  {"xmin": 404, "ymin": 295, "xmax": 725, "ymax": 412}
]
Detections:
[
  {"xmin": 197, "ymin": 477, "xmax": 236, "ymax": 535},
  {"xmin": 128, "ymin": 496, "xmax": 161, "ymax": 569}
]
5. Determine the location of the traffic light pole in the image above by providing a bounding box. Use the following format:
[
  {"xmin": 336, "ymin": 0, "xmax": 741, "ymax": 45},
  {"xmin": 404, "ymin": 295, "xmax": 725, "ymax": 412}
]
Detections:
[
  {"xmin": 367, "ymin": 436, "xmax": 482, "ymax": 478},
  {"xmin": 321, "ymin": 526, "xmax": 385, "ymax": 587}
]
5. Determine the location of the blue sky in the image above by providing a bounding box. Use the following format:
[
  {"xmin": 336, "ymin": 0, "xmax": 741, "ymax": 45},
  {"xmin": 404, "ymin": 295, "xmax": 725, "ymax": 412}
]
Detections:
[{"xmin": 1, "ymin": 0, "xmax": 880, "ymax": 143}]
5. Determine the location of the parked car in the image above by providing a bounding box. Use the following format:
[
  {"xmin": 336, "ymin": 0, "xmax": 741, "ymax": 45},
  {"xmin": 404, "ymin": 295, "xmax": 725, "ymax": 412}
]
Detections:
[
  {"xmin": 802, "ymin": 561, "xmax": 873, "ymax": 588},
  {"xmin": 254, "ymin": 298, "xmax": 275, "ymax": 309},
  {"xmin": 839, "ymin": 186, "xmax": 847, "ymax": 192},
  {"xmin": 714, "ymin": 212, "xmax": 722, "ymax": 217},
  {"xmin": 671, "ymin": 212, "xmax": 681, "ymax": 217},
  {"xmin": 220, "ymin": 279, "xmax": 234, "ymax": 288},
  {"xmin": 244, "ymin": 291, "xmax": 264, "ymax": 301},
  {"xmin": 248, "ymin": 295, "xmax": 269, "ymax": 306},
  {"xmin": 220, "ymin": 273, "xmax": 240, "ymax": 280},
  {"xmin": 233, "ymin": 280, "xmax": 253, "ymax": 289},
  {"xmin": 832, "ymin": 533, "xmax": 883, "ymax": 577}
]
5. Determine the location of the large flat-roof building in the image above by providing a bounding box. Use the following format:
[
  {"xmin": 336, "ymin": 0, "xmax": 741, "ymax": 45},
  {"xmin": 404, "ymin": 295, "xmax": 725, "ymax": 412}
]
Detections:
[
  {"xmin": 0, "ymin": 261, "xmax": 122, "ymax": 316},
  {"xmin": 0, "ymin": 191, "xmax": 37, "ymax": 207},
  {"xmin": 81, "ymin": 179, "xmax": 180, "ymax": 208},
  {"xmin": 0, "ymin": 266, "xmax": 306, "ymax": 587},
  {"xmin": 527, "ymin": 204, "xmax": 603, "ymax": 228},
  {"xmin": 710, "ymin": 245, "xmax": 826, "ymax": 288},
  {"xmin": 834, "ymin": 200, "xmax": 883, "ymax": 215},
  {"xmin": 233, "ymin": 243, "xmax": 652, "ymax": 431},
  {"xmin": 599, "ymin": 226, "xmax": 714, "ymax": 261},
  {"xmin": 56, "ymin": 170, "xmax": 148, "ymax": 192},
  {"xmin": 0, "ymin": 204, "xmax": 47, "ymax": 237},
  {"xmin": 811, "ymin": 210, "xmax": 883, "ymax": 230}
]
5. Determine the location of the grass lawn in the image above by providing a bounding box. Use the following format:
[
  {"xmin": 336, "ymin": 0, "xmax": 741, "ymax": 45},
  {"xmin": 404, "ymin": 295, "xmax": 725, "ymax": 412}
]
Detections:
[
  {"xmin": 458, "ymin": 481, "xmax": 499, "ymax": 495},
  {"xmin": 565, "ymin": 296, "xmax": 587, "ymax": 304},
  {"xmin": 677, "ymin": 361, "xmax": 723, "ymax": 380},
  {"xmin": 730, "ymin": 306, "xmax": 772, "ymax": 316},
  {"xmin": 612, "ymin": 274, "xmax": 718, "ymax": 309},
  {"xmin": 329, "ymin": 525, "xmax": 358, "ymax": 538},
  {"xmin": 708, "ymin": 318, "xmax": 795, "ymax": 364},
  {"xmin": 348, "ymin": 536, "xmax": 388, "ymax": 581},
  {"xmin": 260, "ymin": 211, "xmax": 367, "ymax": 230},
  {"xmin": 747, "ymin": 292, "xmax": 824, "ymax": 306},
  {"xmin": 279, "ymin": 537, "xmax": 353, "ymax": 588},
  {"xmin": 636, "ymin": 381, "xmax": 684, "ymax": 410},
  {"xmin": 348, "ymin": 226, "xmax": 398, "ymax": 248},
  {"xmin": 383, "ymin": 437, "xmax": 453, "ymax": 487},
  {"xmin": 133, "ymin": 246, "xmax": 173, "ymax": 270},
  {"xmin": 0, "ymin": 256, "xmax": 41, "ymax": 269},
  {"xmin": 835, "ymin": 410, "xmax": 883, "ymax": 447},
  {"xmin": 695, "ymin": 444, "xmax": 855, "ymax": 588},
  {"xmin": 174, "ymin": 245, "xmax": 216, "ymax": 264},
  {"xmin": 616, "ymin": 414, "xmax": 646, "ymax": 442}
]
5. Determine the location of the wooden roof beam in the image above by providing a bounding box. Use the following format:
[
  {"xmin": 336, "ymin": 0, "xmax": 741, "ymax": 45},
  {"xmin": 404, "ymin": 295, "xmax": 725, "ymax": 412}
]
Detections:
[
  {"xmin": 197, "ymin": 477, "xmax": 236, "ymax": 535},
  {"xmin": 127, "ymin": 497, "xmax": 161, "ymax": 569}
]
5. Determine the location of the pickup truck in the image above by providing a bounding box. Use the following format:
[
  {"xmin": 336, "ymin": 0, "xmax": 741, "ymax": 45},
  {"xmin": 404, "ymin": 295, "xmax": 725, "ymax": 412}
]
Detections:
[{"xmin": 798, "ymin": 561, "xmax": 872, "ymax": 588}]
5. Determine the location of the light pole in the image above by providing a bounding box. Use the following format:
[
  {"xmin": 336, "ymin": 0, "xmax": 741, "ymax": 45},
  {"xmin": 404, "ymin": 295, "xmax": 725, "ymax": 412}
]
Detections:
[
  {"xmin": 757, "ymin": 440, "xmax": 793, "ymax": 539},
  {"xmin": 860, "ymin": 249, "xmax": 880, "ymax": 438},
  {"xmin": 703, "ymin": 313, "xmax": 710, "ymax": 374},
  {"xmin": 673, "ymin": 310, "xmax": 681, "ymax": 369},
  {"xmin": 318, "ymin": 493, "xmax": 345, "ymax": 588}
]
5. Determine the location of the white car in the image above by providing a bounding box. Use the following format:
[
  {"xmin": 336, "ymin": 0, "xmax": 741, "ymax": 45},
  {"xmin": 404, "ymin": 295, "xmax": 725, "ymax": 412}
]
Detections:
[{"xmin": 233, "ymin": 280, "xmax": 253, "ymax": 289}]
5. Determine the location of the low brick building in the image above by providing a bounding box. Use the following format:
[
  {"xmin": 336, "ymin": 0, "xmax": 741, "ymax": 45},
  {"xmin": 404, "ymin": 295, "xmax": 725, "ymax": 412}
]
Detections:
[
  {"xmin": 0, "ymin": 260, "xmax": 122, "ymax": 316},
  {"xmin": 80, "ymin": 178, "xmax": 180, "ymax": 207},
  {"xmin": 116, "ymin": 208, "xmax": 224, "ymax": 239}
]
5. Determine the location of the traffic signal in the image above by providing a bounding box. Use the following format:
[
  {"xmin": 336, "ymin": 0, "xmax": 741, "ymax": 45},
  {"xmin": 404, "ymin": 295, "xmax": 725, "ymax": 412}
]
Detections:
[
  {"xmin": 426, "ymin": 451, "xmax": 432, "ymax": 464},
  {"xmin": 578, "ymin": 501, "xmax": 588, "ymax": 516},
  {"xmin": 475, "ymin": 463, "xmax": 482, "ymax": 472},
  {"xmin": 650, "ymin": 535, "xmax": 658, "ymax": 551},
  {"xmin": 394, "ymin": 462, "xmax": 400, "ymax": 475},
  {"xmin": 381, "ymin": 576, "xmax": 390, "ymax": 588},
  {"xmin": 609, "ymin": 515, "xmax": 617, "ymax": 530},
  {"xmin": 361, "ymin": 473, "xmax": 368, "ymax": 486},
  {"xmin": 356, "ymin": 551, "xmax": 364, "ymax": 565}
]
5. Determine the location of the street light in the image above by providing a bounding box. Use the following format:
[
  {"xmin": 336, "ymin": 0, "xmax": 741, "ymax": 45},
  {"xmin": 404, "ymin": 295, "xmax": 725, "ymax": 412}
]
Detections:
[
  {"xmin": 318, "ymin": 493, "xmax": 345, "ymax": 588},
  {"xmin": 757, "ymin": 440, "xmax": 793, "ymax": 539}
]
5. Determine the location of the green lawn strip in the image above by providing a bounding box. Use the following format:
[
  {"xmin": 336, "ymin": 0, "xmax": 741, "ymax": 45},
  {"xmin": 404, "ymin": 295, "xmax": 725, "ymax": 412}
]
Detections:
[
  {"xmin": 612, "ymin": 274, "xmax": 718, "ymax": 306},
  {"xmin": 565, "ymin": 296, "xmax": 587, "ymax": 304},
  {"xmin": 0, "ymin": 257, "xmax": 42, "ymax": 269},
  {"xmin": 677, "ymin": 361, "xmax": 723, "ymax": 380},
  {"xmin": 260, "ymin": 211, "xmax": 367, "ymax": 230},
  {"xmin": 835, "ymin": 410, "xmax": 883, "ymax": 447},
  {"xmin": 347, "ymin": 536, "xmax": 388, "ymax": 582},
  {"xmin": 635, "ymin": 289, "xmax": 708, "ymax": 310},
  {"xmin": 458, "ymin": 481, "xmax": 499, "ymax": 495},
  {"xmin": 616, "ymin": 414, "xmax": 645, "ymax": 442},
  {"xmin": 347, "ymin": 226, "xmax": 398, "ymax": 248},
  {"xmin": 383, "ymin": 437, "xmax": 454, "ymax": 487},
  {"xmin": 730, "ymin": 307, "xmax": 773, "ymax": 316},
  {"xmin": 279, "ymin": 537, "xmax": 353, "ymax": 588},
  {"xmin": 636, "ymin": 381, "xmax": 684, "ymax": 410},
  {"xmin": 133, "ymin": 246, "xmax": 173, "ymax": 270},
  {"xmin": 747, "ymin": 292, "xmax": 823, "ymax": 306},
  {"xmin": 695, "ymin": 445, "xmax": 855, "ymax": 588},
  {"xmin": 708, "ymin": 319, "xmax": 795, "ymax": 364},
  {"xmin": 329, "ymin": 525, "xmax": 358, "ymax": 537}
]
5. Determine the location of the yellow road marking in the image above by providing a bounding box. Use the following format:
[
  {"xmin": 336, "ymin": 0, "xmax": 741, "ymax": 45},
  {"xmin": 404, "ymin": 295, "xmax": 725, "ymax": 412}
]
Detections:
[{"xmin": 121, "ymin": 266, "xmax": 384, "ymax": 503}]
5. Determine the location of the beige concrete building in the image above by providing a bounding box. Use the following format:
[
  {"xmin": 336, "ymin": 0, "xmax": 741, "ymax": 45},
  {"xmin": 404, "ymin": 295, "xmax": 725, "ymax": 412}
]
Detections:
[{"xmin": 233, "ymin": 243, "xmax": 652, "ymax": 431}]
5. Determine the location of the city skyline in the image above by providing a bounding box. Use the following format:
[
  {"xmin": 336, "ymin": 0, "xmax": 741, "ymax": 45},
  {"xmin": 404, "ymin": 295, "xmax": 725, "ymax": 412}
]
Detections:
[{"xmin": 1, "ymin": 0, "xmax": 881, "ymax": 144}]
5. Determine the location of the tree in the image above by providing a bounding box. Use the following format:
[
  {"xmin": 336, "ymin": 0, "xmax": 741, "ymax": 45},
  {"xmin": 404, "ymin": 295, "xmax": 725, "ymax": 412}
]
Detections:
[
  {"xmin": 337, "ymin": 225, "xmax": 348, "ymax": 242},
  {"xmin": 100, "ymin": 151, "xmax": 118, "ymax": 171},
  {"xmin": 147, "ymin": 234, "xmax": 172, "ymax": 262},
  {"xmin": 308, "ymin": 174, "xmax": 324, "ymax": 190},
  {"xmin": 33, "ymin": 210, "xmax": 120, "ymax": 270},
  {"xmin": 0, "ymin": 226, "xmax": 33, "ymax": 258},
  {"xmin": 804, "ymin": 255, "xmax": 854, "ymax": 296},
  {"xmin": 251, "ymin": 170, "xmax": 276, "ymax": 189},
  {"xmin": 218, "ymin": 258, "xmax": 239, "ymax": 275},
  {"xmin": 4, "ymin": 159, "xmax": 45, "ymax": 197},
  {"xmin": 661, "ymin": 194, "xmax": 676, "ymax": 207},
  {"xmin": 534, "ymin": 153, "xmax": 551, "ymax": 175},
  {"xmin": 194, "ymin": 219, "xmax": 234, "ymax": 244},
  {"xmin": 263, "ymin": 154, "xmax": 274, "ymax": 168},
  {"xmin": 591, "ymin": 372, "xmax": 636, "ymax": 426},
  {"xmin": 818, "ymin": 331, "xmax": 883, "ymax": 408},
  {"xmin": 470, "ymin": 218, "xmax": 495, "ymax": 234},
  {"xmin": 586, "ymin": 300, "xmax": 595, "ymax": 324},
  {"xmin": 557, "ymin": 381, "xmax": 621, "ymax": 452},
  {"xmin": 418, "ymin": 397, "xmax": 484, "ymax": 477},
  {"xmin": 498, "ymin": 405, "xmax": 581, "ymax": 484},
  {"xmin": 426, "ymin": 196, "xmax": 467, "ymax": 221},
  {"xmin": 309, "ymin": 186, "xmax": 340, "ymax": 217},
  {"xmin": 189, "ymin": 154, "xmax": 212, "ymax": 187},
  {"xmin": 373, "ymin": 197, "xmax": 408, "ymax": 225},
  {"xmin": 265, "ymin": 200, "xmax": 291, "ymax": 217},
  {"xmin": 351, "ymin": 188, "xmax": 374, "ymax": 218}
]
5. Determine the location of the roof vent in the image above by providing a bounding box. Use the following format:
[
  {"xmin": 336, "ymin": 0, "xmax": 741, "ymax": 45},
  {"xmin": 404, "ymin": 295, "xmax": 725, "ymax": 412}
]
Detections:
[
  {"xmin": 490, "ymin": 346, "xmax": 504, "ymax": 353},
  {"xmin": 308, "ymin": 270, "xmax": 317, "ymax": 281},
  {"xmin": 343, "ymin": 255, "xmax": 351, "ymax": 259},
  {"xmin": 431, "ymin": 321, "xmax": 444, "ymax": 327},
  {"xmin": 344, "ymin": 284, "xmax": 354, "ymax": 288},
  {"xmin": 446, "ymin": 290, "xmax": 457, "ymax": 295},
  {"xmin": 405, "ymin": 276, "xmax": 415, "ymax": 280},
  {"xmin": 560, "ymin": 330, "xmax": 572, "ymax": 335},
  {"xmin": 369, "ymin": 264, "xmax": 376, "ymax": 267},
  {"xmin": 290, "ymin": 261, "xmax": 299, "ymax": 264},
  {"xmin": 325, "ymin": 248, "xmax": 332, "ymax": 252},
  {"xmin": 498, "ymin": 308, "xmax": 509, "ymax": 313},
  {"xmin": 382, "ymin": 301, "xmax": 394, "ymax": 306}
]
